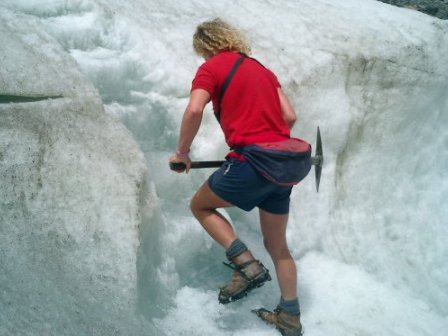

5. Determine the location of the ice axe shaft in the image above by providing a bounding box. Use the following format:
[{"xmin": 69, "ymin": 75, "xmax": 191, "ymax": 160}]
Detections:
[
  {"xmin": 171, "ymin": 155, "xmax": 322, "ymax": 170},
  {"xmin": 170, "ymin": 127, "xmax": 324, "ymax": 191},
  {"xmin": 169, "ymin": 161, "xmax": 224, "ymax": 170}
]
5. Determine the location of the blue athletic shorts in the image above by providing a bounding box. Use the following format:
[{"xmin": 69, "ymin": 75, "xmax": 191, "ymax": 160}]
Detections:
[{"xmin": 208, "ymin": 158, "xmax": 292, "ymax": 214}]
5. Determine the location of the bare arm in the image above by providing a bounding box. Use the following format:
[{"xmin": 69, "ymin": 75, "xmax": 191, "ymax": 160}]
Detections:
[
  {"xmin": 170, "ymin": 88, "xmax": 210, "ymax": 173},
  {"xmin": 278, "ymin": 87, "xmax": 297, "ymax": 130}
]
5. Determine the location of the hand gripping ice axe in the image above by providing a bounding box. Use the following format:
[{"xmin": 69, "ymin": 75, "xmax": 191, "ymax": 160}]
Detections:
[{"xmin": 170, "ymin": 127, "xmax": 324, "ymax": 192}]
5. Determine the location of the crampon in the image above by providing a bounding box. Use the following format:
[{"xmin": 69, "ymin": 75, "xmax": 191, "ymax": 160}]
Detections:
[
  {"xmin": 252, "ymin": 307, "xmax": 303, "ymax": 336},
  {"xmin": 218, "ymin": 259, "xmax": 271, "ymax": 304}
]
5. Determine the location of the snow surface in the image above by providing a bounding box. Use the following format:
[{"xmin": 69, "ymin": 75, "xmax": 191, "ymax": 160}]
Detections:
[{"xmin": 1, "ymin": 0, "xmax": 447, "ymax": 335}]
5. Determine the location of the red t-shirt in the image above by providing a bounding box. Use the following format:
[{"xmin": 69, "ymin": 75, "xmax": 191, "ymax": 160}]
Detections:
[{"xmin": 191, "ymin": 51, "xmax": 290, "ymax": 148}]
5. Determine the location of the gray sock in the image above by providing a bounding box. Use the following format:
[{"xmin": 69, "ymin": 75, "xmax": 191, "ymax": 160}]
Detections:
[
  {"xmin": 278, "ymin": 296, "xmax": 300, "ymax": 316},
  {"xmin": 225, "ymin": 238, "xmax": 248, "ymax": 260}
]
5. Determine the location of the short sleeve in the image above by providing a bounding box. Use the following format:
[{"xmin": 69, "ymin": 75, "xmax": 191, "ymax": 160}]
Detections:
[
  {"xmin": 191, "ymin": 63, "xmax": 217, "ymax": 95},
  {"xmin": 267, "ymin": 68, "xmax": 281, "ymax": 88}
]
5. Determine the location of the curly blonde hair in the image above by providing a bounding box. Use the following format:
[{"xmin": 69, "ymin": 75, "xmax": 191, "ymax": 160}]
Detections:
[{"xmin": 193, "ymin": 18, "xmax": 251, "ymax": 59}]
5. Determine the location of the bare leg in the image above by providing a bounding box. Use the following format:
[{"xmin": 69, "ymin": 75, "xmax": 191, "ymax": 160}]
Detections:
[
  {"xmin": 259, "ymin": 209, "xmax": 297, "ymax": 301},
  {"xmin": 190, "ymin": 181, "xmax": 236, "ymax": 249}
]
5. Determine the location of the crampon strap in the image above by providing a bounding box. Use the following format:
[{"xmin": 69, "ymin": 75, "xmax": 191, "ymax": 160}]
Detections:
[{"xmin": 222, "ymin": 260, "xmax": 260, "ymax": 281}]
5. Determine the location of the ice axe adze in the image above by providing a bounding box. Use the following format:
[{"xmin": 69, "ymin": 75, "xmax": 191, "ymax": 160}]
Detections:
[
  {"xmin": 311, "ymin": 126, "xmax": 324, "ymax": 192},
  {"xmin": 170, "ymin": 127, "xmax": 324, "ymax": 192}
]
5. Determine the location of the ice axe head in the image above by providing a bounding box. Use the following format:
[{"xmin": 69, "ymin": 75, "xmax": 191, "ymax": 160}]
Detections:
[{"xmin": 311, "ymin": 126, "xmax": 324, "ymax": 192}]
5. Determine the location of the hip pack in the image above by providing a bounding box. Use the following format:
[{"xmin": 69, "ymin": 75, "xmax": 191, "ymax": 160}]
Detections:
[{"xmin": 239, "ymin": 138, "xmax": 312, "ymax": 186}]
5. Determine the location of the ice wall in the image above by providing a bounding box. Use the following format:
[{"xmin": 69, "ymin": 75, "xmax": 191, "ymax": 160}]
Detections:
[
  {"xmin": 274, "ymin": 0, "xmax": 448, "ymax": 315},
  {"xmin": 0, "ymin": 8, "xmax": 151, "ymax": 335},
  {"xmin": 1, "ymin": 0, "xmax": 447, "ymax": 335}
]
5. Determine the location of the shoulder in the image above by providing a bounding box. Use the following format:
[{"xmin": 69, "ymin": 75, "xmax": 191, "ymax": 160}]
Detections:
[
  {"xmin": 191, "ymin": 54, "xmax": 230, "ymax": 94},
  {"xmin": 265, "ymin": 67, "xmax": 281, "ymax": 87},
  {"xmin": 245, "ymin": 56, "xmax": 282, "ymax": 87}
]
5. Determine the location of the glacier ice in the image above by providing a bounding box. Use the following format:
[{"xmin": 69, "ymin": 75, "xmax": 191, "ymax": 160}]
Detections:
[
  {"xmin": 0, "ymin": 7, "xmax": 152, "ymax": 335},
  {"xmin": 1, "ymin": 0, "xmax": 447, "ymax": 335}
]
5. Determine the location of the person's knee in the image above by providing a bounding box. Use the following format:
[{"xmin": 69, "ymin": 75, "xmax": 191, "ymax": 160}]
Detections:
[
  {"xmin": 264, "ymin": 239, "xmax": 291, "ymax": 260},
  {"xmin": 190, "ymin": 193, "xmax": 201, "ymax": 219},
  {"xmin": 190, "ymin": 192, "xmax": 214, "ymax": 220}
]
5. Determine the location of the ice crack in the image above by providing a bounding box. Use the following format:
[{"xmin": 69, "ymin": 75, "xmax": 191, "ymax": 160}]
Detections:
[{"xmin": 0, "ymin": 95, "xmax": 63, "ymax": 104}]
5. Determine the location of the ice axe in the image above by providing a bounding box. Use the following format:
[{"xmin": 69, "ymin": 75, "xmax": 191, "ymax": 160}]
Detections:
[{"xmin": 170, "ymin": 127, "xmax": 324, "ymax": 192}]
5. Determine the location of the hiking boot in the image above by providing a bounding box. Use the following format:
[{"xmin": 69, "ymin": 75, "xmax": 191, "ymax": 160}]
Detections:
[
  {"xmin": 252, "ymin": 307, "xmax": 303, "ymax": 336},
  {"xmin": 218, "ymin": 259, "xmax": 271, "ymax": 304}
]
